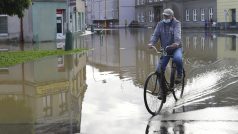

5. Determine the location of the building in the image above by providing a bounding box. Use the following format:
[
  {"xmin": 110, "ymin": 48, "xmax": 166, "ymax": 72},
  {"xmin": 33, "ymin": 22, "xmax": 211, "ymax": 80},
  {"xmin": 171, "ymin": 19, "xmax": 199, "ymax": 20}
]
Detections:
[
  {"xmin": 86, "ymin": 0, "xmax": 135, "ymax": 28},
  {"xmin": 0, "ymin": 15, "xmax": 31, "ymax": 42},
  {"xmin": 85, "ymin": 0, "xmax": 119, "ymax": 27},
  {"xmin": 0, "ymin": 0, "xmax": 86, "ymax": 42},
  {"xmin": 217, "ymin": 0, "xmax": 238, "ymax": 29},
  {"xmin": 119, "ymin": 0, "xmax": 135, "ymax": 27},
  {"xmin": 135, "ymin": 0, "xmax": 217, "ymax": 29},
  {"xmin": 31, "ymin": 0, "xmax": 67, "ymax": 42},
  {"xmin": 135, "ymin": 0, "xmax": 183, "ymax": 27},
  {"xmin": 183, "ymin": 0, "xmax": 217, "ymax": 28}
]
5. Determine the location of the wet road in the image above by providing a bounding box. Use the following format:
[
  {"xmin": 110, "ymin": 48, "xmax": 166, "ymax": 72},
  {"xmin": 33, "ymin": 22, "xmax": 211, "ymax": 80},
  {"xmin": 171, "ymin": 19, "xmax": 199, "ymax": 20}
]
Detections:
[{"xmin": 0, "ymin": 29, "xmax": 238, "ymax": 133}]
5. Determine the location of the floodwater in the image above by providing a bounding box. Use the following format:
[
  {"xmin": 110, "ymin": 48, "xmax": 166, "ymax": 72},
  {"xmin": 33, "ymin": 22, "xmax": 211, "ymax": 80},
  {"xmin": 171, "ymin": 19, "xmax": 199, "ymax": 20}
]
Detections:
[{"xmin": 0, "ymin": 29, "xmax": 238, "ymax": 134}]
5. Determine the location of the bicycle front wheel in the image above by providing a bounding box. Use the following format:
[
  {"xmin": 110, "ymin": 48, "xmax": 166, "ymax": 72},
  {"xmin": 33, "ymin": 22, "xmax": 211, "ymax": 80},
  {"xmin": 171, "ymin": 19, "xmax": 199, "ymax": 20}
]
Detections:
[{"xmin": 144, "ymin": 72, "xmax": 163, "ymax": 115}]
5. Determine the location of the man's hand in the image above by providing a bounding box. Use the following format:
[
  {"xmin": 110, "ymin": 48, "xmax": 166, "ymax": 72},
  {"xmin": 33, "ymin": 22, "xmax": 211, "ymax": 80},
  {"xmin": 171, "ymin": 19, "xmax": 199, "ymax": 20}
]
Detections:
[
  {"xmin": 169, "ymin": 43, "xmax": 179, "ymax": 48},
  {"xmin": 165, "ymin": 43, "xmax": 179, "ymax": 51},
  {"xmin": 147, "ymin": 43, "xmax": 153, "ymax": 49}
]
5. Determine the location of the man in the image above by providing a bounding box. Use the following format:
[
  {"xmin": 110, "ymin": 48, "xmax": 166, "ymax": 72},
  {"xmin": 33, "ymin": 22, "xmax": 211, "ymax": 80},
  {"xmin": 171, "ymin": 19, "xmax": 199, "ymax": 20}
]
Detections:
[{"xmin": 148, "ymin": 8, "xmax": 183, "ymax": 84}]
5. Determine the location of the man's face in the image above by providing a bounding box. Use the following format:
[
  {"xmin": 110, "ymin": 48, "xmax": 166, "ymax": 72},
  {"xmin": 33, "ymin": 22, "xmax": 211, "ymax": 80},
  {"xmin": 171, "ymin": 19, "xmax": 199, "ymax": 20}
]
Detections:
[{"xmin": 163, "ymin": 15, "xmax": 172, "ymax": 20}]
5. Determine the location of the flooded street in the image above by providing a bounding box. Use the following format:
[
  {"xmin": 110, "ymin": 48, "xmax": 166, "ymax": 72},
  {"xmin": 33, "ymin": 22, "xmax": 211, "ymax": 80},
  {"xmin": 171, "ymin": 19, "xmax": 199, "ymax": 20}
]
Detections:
[{"xmin": 1, "ymin": 29, "xmax": 238, "ymax": 133}]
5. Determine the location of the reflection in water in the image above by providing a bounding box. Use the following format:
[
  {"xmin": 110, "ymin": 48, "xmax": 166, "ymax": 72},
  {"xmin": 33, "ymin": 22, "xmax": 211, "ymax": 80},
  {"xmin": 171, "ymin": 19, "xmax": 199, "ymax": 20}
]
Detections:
[
  {"xmin": 146, "ymin": 119, "xmax": 238, "ymax": 134},
  {"xmin": 0, "ymin": 42, "xmax": 87, "ymax": 133}
]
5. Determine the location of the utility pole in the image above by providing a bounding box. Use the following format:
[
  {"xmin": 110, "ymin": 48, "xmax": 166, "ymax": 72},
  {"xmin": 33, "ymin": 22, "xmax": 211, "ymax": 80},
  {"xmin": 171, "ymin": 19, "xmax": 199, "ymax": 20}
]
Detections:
[
  {"xmin": 66, "ymin": 0, "xmax": 70, "ymax": 32},
  {"xmin": 65, "ymin": 0, "xmax": 73, "ymax": 51}
]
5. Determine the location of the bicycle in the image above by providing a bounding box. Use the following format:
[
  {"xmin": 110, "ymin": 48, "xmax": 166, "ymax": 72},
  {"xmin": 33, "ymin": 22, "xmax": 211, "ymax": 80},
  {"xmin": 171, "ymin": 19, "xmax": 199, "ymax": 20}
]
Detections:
[{"xmin": 143, "ymin": 46, "xmax": 186, "ymax": 115}]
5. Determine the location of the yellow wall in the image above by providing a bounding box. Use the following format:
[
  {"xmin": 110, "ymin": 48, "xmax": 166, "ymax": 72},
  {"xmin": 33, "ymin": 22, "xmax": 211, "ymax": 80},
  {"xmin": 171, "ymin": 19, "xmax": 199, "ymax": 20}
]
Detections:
[{"xmin": 217, "ymin": 0, "xmax": 238, "ymax": 22}]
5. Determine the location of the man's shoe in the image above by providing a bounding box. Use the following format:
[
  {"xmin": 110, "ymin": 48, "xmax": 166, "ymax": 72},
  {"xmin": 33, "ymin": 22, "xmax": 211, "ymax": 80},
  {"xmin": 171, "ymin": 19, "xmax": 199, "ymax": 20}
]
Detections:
[
  {"xmin": 175, "ymin": 75, "xmax": 182, "ymax": 84},
  {"xmin": 157, "ymin": 90, "xmax": 163, "ymax": 100}
]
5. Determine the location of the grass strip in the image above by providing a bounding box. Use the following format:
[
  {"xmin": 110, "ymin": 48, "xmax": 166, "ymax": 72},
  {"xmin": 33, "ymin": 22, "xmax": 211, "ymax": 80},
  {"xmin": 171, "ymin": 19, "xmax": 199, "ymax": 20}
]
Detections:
[{"xmin": 0, "ymin": 48, "xmax": 87, "ymax": 67}]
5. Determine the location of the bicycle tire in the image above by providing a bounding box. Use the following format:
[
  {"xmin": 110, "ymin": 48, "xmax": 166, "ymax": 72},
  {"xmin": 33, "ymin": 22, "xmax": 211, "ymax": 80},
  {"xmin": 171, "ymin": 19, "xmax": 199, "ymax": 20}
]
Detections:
[
  {"xmin": 172, "ymin": 68, "xmax": 185, "ymax": 101},
  {"xmin": 144, "ymin": 72, "xmax": 164, "ymax": 115},
  {"xmin": 180, "ymin": 69, "xmax": 186, "ymax": 98}
]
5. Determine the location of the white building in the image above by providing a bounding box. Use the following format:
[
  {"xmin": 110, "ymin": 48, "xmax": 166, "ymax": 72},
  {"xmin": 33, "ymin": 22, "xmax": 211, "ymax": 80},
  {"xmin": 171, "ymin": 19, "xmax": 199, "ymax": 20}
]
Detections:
[{"xmin": 85, "ymin": 0, "xmax": 135, "ymax": 28}]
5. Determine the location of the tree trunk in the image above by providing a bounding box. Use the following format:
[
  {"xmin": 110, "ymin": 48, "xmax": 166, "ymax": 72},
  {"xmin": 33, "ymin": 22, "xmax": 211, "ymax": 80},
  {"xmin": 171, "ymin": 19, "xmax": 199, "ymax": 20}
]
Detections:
[{"xmin": 20, "ymin": 17, "xmax": 24, "ymax": 50}]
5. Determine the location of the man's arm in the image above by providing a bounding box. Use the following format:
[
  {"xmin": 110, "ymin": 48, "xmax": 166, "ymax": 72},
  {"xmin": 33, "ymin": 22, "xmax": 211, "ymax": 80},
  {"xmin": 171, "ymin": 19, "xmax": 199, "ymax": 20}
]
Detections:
[
  {"xmin": 148, "ymin": 23, "xmax": 160, "ymax": 46},
  {"xmin": 173, "ymin": 21, "xmax": 181, "ymax": 47}
]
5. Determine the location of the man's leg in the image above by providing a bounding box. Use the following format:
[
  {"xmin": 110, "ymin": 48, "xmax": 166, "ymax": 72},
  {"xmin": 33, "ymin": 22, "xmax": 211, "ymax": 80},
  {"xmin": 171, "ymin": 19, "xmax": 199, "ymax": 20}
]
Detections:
[
  {"xmin": 156, "ymin": 56, "xmax": 170, "ymax": 73},
  {"xmin": 156, "ymin": 56, "xmax": 170, "ymax": 99},
  {"xmin": 173, "ymin": 48, "xmax": 183, "ymax": 77}
]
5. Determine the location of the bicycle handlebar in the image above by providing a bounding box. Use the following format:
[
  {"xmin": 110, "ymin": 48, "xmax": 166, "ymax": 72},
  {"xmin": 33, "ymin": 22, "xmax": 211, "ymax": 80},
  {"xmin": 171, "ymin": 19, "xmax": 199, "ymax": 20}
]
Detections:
[
  {"xmin": 150, "ymin": 45, "xmax": 174, "ymax": 56},
  {"xmin": 150, "ymin": 46, "xmax": 161, "ymax": 54}
]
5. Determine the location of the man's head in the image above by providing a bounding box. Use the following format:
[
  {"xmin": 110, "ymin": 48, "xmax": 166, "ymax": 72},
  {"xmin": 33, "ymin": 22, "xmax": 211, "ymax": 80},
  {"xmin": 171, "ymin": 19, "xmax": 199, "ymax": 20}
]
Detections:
[
  {"xmin": 162, "ymin": 8, "xmax": 174, "ymax": 23},
  {"xmin": 162, "ymin": 8, "xmax": 174, "ymax": 17}
]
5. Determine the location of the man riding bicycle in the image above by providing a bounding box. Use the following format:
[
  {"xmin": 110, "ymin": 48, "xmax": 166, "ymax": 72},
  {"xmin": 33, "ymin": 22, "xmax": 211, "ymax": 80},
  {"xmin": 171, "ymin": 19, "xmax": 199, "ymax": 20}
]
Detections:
[{"xmin": 148, "ymin": 8, "xmax": 183, "ymax": 84}]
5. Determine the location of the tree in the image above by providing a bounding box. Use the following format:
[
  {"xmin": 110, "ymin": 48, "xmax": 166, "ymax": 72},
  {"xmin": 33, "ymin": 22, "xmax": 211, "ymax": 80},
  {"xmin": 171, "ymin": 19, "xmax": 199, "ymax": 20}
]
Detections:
[{"xmin": 0, "ymin": 0, "xmax": 31, "ymax": 43}]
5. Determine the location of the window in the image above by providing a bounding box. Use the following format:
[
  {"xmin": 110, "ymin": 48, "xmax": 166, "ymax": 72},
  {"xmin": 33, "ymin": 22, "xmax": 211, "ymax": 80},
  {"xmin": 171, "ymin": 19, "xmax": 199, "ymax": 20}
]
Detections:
[
  {"xmin": 201, "ymin": 9, "xmax": 205, "ymax": 21},
  {"xmin": 186, "ymin": 10, "xmax": 189, "ymax": 21},
  {"xmin": 141, "ymin": 12, "xmax": 145, "ymax": 22},
  {"xmin": 0, "ymin": 15, "xmax": 8, "ymax": 35},
  {"xmin": 141, "ymin": 0, "xmax": 145, "ymax": 4},
  {"xmin": 137, "ymin": 14, "xmax": 140, "ymax": 22},
  {"xmin": 209, "ymin": 8, "xmax": 213, "ymax": 20},
  {"xmin": 193, "ymin": 9, "xmax": 197, "ymax": 21},
  {"xmin": 137, "ymin": 0, "xmax": 140, "ymax": 5},
  {"xmin": 149, "ymin": 10, "xmax": 153, "ymax": 22}
]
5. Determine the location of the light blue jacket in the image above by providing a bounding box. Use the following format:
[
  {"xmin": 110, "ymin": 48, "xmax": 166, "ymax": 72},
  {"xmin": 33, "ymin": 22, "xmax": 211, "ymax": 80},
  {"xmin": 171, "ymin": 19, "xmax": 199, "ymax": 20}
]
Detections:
[{"xmin": 149, "ymin": 18, "xmax": 182, "ymax": 48}]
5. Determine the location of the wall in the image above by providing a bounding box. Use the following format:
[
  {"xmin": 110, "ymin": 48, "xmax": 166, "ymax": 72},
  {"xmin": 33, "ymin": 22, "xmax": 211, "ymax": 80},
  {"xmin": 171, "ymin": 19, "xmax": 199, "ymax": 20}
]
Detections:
[
  {"xmin": 32, "ymin": 2, "xmax": 66, "ymax": 42},
  {"xmin": 119, "ymin": 0, "xmax": 135, "ymax": 27},
  {"xmin": 217, "ymin": 0, "xmax": 238, "ymax": 23}
]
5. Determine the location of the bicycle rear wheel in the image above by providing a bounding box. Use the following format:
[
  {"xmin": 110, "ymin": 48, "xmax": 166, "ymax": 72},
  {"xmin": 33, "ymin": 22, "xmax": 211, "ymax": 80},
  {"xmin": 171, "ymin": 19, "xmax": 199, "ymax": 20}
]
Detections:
[
  {"xmin": 171, "ymin": 68, "xmax": 185, "ymax": 101},
  {"xmin": 144, "ymin": 72, "xmax": 163, "ymax": 115}
]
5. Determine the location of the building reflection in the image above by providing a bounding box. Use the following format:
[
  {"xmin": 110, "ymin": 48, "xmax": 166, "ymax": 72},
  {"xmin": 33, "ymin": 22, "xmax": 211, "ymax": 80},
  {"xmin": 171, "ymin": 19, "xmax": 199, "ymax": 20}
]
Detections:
[
  {"xmin": 0, "ymin": 51, "xmax": 87, "ymax": 133},
  {"xmin": 145, "ymin": 120, "xmax": 185, "ymax": 134},
  {"xmin": 217, "ymin": 35, "xmax": 238, "ymax": 59},
  {"xmin": 183, "ymin": 30, "xmax": 218, "ymax": 65}
]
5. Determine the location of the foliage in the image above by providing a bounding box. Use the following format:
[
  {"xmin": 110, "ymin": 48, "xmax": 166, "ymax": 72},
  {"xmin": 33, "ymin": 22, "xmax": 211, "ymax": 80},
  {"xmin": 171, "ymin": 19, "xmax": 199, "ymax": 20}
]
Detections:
[
  {"xmin": 0, "ymin": 0, "xmax": 31, "ymax": 18},
  {"xmin": 0, "ymin": 49, "xmax": 87, "ymax": 67}
]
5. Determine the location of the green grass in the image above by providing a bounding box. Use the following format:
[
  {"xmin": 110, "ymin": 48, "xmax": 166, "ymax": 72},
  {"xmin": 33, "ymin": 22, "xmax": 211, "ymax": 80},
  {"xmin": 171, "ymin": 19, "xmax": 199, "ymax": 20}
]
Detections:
[{"xmin": 0, "ymin": 48, "xmax": 87, "ymax": 67}]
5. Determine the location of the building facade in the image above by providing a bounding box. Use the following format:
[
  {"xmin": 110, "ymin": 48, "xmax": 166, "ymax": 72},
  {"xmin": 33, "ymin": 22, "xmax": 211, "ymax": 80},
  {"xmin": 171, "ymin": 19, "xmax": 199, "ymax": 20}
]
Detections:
[
  {"xmin": 85, "ymin": 0, "xmax": 119, "ymax": 27},
  {"xmin": 135, "ymin": 0, "xmax": 183, "ymax": 27},
  {"xmin": 135, "ymin": 0, "xmax": 217, "ymax": 28},
  {"xmin": 119, "ymin": 0, "xmax": 135, "ymax": 27},
  {"xmin": 217, "ymin": 0, "xmax": 238, "ymax": 29},
  {"xmin": 0, "ymin": 0, "xmax": 86, "ymax": 42},
  {"xmin": 182, "ymin": 0, "xmax": 217, "ymax": 28},
  {"xmin": 0, "ymin": 14, "xmax": 32, "ymax": 42}
]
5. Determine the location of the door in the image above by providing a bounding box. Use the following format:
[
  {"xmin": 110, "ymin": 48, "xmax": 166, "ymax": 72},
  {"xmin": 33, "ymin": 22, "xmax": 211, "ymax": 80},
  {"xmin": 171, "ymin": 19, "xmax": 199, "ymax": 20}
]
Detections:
[
  {"xmin": 231, "ymin": 9, "xmax": 236, "ymax": 25},
  {"xmin": 56, "ymin": 14, "xmax": 63, "ymax": 37}
]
